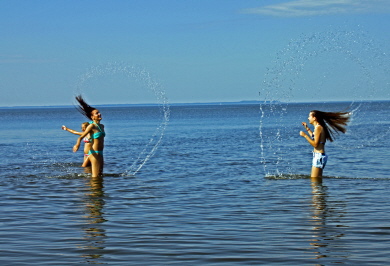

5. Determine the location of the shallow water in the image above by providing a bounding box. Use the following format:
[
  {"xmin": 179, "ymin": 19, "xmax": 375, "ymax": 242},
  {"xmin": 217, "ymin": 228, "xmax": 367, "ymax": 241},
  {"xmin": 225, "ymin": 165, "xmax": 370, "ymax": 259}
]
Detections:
[{"xmin": 1, "ymin": 102, "xmax": 389, "ymax": 265}]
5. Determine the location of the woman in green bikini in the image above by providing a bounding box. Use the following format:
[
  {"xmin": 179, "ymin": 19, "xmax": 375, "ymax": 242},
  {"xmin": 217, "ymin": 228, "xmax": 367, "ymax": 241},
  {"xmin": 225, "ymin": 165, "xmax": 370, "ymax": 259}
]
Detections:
[{"xmin": 73, "ymin": 95, "xmax": 106, "ymax": 178}]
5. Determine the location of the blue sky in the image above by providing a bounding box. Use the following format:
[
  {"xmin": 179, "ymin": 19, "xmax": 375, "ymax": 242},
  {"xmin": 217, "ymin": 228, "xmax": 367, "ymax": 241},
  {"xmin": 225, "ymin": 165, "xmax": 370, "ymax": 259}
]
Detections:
[{"xmin": 1, "ymin": 0, "xmax": 389, "ymax": 106}]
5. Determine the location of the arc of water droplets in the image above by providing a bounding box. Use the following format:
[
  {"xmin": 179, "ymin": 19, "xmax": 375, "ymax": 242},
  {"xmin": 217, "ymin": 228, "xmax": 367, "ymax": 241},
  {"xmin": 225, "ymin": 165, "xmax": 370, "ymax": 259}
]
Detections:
[
  {"xmin": 259, "ymin": 30, "xmax": 389, "ymax": 177},
  {"xmin": 76, "ymin": 62, "xmax": 170, "ymax": 176}
]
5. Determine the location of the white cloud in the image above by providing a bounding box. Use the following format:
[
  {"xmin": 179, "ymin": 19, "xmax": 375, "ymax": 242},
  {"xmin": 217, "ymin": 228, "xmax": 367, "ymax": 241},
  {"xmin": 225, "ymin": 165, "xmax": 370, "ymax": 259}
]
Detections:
[{"xmin": 243, "ymin": 0, "xmax": 390, "ymax": 17}]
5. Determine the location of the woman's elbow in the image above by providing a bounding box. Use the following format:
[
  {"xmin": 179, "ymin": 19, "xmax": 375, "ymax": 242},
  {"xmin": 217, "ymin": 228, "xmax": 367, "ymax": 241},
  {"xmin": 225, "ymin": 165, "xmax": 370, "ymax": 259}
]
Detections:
[{"xmin": 313, "ymin": 143, "xmax": 320, "ymax": 148}]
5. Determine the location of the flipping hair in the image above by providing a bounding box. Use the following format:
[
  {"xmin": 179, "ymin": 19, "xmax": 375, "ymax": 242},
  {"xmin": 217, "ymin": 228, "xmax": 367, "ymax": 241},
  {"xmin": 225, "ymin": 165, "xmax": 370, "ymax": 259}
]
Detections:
[
  {"xmin": 311, "ymin": 110, "xmax": 350, "ymax": 142},
  {"xmin": 75, "ymin": 95, "xmax": 96, "ymax": 120}
]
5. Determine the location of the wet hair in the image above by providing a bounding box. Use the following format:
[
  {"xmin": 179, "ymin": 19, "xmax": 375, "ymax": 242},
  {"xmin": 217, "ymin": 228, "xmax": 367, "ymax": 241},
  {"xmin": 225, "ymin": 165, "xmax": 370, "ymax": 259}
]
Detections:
[
  {"xmin": 75, "ymin": 95, "xmax": 96, "ymax": 120},
  {"xmin": 81, "ymin": 122, "xmax": 89, "ymax": 129},
  {"xmin": 311, "ymin": 110, "xmax": 350, "ymax": 142}
]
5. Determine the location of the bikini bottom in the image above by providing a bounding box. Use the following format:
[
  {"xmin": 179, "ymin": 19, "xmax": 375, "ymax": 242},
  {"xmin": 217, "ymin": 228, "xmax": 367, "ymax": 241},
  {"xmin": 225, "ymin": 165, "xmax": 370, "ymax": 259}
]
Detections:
[{"xmin": 312, "ymin": 152, "xmax": 328, "ymax": 169}]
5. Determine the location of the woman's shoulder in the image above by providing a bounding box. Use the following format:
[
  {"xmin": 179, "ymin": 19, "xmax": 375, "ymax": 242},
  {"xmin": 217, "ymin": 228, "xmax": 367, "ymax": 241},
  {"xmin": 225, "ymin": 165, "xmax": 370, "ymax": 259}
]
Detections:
[{"xmin": 314, "ymin": 124, "xmax": 323, "ymax": 131}]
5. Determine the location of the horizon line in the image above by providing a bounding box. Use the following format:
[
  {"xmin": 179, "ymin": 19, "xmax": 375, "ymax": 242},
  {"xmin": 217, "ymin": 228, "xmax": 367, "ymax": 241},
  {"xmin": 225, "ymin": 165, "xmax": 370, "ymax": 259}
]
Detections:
[{"xmin": 1, "ymin": 99, "xmax": 389, "ymax": 109}]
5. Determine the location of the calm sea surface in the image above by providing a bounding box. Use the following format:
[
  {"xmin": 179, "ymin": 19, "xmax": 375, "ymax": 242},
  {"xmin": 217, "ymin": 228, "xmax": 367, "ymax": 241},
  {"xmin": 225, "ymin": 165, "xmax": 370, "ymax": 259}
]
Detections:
[{"xmin": 0, "ymin": 101, "xmax": 389, "ymax": 265}]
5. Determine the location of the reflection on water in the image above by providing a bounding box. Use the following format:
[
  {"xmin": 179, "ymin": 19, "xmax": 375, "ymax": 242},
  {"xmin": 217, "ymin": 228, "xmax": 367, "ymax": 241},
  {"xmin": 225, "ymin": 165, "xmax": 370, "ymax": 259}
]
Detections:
[
  {"xmin": 79, "ymin": 176, "xmax": 107, "ymax": 263},
  {"xmin": 307, "ymin": 180, "xmax": 349, "ymax": 263}
]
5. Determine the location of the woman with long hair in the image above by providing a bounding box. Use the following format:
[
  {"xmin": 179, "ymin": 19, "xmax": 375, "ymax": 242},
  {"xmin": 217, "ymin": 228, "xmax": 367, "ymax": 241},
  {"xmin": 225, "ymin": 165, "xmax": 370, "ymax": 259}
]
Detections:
[
  {"xmin": 300, "ymin": 110, "xmax": 350, "ymax": 179},
  {"xmin": 73, "ymin": 95, "xmax": 105, "ymax": 177}
]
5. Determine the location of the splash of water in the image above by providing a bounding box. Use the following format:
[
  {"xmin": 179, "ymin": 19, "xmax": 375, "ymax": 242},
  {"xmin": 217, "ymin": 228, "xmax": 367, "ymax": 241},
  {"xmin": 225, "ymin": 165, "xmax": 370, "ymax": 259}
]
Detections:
[
  {"xmin": 259, "ymin": 30, "xmax": 390, "ymax": 177},
  {"xmin": 75, "ymin": 62, "xmax": 170, "ymax": 176}
]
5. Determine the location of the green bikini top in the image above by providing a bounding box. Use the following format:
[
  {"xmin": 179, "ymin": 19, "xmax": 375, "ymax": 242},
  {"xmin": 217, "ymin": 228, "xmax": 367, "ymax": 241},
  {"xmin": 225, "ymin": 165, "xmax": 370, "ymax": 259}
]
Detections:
[{"xmin": 89, "ymin": 121, "xmax": 106, "ymax": 139}]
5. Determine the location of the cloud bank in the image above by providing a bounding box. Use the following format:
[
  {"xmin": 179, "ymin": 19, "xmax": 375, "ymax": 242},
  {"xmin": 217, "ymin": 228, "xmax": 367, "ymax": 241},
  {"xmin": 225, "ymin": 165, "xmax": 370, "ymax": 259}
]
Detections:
[{"xmin": 243, "ymin": 0, "xmax": 390, "ymax": 17}]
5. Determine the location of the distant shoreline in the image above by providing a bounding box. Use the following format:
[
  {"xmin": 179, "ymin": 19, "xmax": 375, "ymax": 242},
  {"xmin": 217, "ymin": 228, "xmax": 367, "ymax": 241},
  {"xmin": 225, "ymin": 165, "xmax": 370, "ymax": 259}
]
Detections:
[{"xmin": 0, "ymin": 99, "xmax": 389, "ymax": 109}]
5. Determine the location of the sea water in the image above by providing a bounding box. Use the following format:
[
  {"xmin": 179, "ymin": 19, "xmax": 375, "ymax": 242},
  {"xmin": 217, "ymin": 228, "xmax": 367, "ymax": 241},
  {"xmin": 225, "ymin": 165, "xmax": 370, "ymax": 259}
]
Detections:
[{"xmin": 0, "ymin": 102, "xmax": 390, "ymax": 265}]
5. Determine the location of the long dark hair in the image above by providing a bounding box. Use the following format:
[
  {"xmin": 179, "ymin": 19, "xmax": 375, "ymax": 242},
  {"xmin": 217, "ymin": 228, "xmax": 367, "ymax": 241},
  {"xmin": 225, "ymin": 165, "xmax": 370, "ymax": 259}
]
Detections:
[
  {"xmin": 75, "ymin": 95, "xmax": 96, "ymax": 120},
  {"xmin": 311, "ymin": 110, "xmax": 350, "ymax": 142}
]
